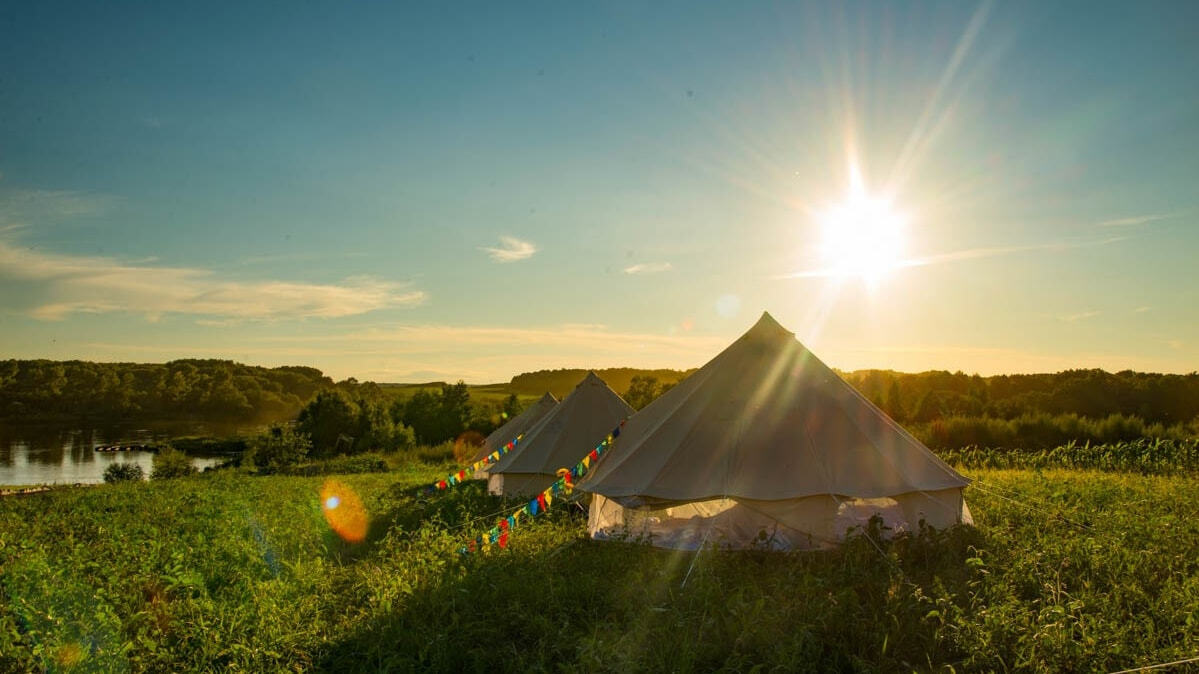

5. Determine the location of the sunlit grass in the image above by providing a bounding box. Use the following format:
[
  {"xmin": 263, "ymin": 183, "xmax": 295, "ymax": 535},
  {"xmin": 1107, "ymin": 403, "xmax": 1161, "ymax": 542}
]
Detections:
[{"xmin": 1, "ymin": 458, "xmax": 1197, "ymax": 671}]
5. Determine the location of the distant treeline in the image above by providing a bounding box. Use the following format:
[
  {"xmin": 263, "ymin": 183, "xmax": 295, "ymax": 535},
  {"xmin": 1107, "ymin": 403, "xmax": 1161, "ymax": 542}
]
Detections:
[
  {"xmin": 0, "ymin": 359, "xmax": 331, "ymax": 423},
  {"xmin": 509, "ymin": 368, "xmax": 696, "ymax": 399},
  {"xmin": 841, "ymin": 368, "xmax": 1199, "ymax": 426},
  {"xmin": 5, "ymin": 359, "xmax": 1198, "ymax": 451}
]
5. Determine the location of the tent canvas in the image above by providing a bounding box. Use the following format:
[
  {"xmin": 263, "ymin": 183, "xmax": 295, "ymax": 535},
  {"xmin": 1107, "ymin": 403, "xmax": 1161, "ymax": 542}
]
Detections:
[
  {"xmin": 580, "ymin": 312, "xmax": 972, "ymax": 550},
  {"xmin": 471, "ymin": 392, "xmax": 558, "ymax": 479},
  {"xmin": 489, "ymin": 372, "xmax": 634, "ymax": 498}
]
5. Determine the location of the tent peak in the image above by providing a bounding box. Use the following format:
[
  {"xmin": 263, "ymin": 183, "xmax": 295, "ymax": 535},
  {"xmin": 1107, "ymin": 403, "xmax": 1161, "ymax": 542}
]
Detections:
[
  {"xmin": 745, "ymin": 311, "xmax": 794, "ymax": 341},
  {"xmin": 539, "ymin": 391, "xmax": 558, "ymax": 403}
]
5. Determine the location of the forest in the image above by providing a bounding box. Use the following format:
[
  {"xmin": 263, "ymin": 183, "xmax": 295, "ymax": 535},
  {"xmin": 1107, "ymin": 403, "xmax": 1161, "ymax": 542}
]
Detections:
[{"xmin": 0, "ymin": 359, "xmax": 331, "ymax": 423}]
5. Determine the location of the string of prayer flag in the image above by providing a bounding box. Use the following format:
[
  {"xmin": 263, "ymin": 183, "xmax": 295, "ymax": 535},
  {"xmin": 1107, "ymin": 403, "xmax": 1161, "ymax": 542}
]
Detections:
[
  {"xmin": 430, "ymin": 434, "xmax": 524, "ymax": 492},
  {"xmin": 459, "ymin": 420, "xmax": 625, "ymax": 554}
]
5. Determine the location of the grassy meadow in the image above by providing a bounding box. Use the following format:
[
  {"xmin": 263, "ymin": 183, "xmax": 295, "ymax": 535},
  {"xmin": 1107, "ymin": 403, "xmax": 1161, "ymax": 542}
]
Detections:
[{"xmin": 2, "ymin": 450, "xmax": 1198, "ymax": 672}]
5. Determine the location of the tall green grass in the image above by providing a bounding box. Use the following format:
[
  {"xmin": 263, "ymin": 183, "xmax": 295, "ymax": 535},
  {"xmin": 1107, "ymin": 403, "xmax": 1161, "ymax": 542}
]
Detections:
[
  {"xmin": 2, "ymin": 463, "xmax": 1198, "ymax": 671},
  {"xmin": 940, "ymin": 438, "xmax": 1199, "ymax": 475},
  {"xmin": 912, "ymin": 412, "xmax": 1197, "ymax": 450}
]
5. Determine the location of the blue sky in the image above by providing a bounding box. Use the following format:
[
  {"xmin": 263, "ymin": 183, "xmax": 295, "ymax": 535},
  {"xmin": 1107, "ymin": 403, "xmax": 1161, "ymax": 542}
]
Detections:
[{"xmin": 1, "ymin": 1, "xmax": 1196, "ymax": 382}]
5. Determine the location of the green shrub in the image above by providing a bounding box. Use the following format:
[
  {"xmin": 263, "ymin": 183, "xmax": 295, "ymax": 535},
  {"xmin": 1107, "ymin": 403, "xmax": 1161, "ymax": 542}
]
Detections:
[
  {"xmin": 150, "ymin": 446, "xmax": 198, "ymax": 480},
  {"xmin": 246, "ymin": 425, "xmax": 311, "ymax": 473},
  {"xmin": 384, "ymin": 423, "xmax": 417, "ymax": 453},
  {"xmin": 102, "ymin": 463, "xmax": 144, "ymax": 483},
  {"xmin": 410, "ymin": 441, "xmax": 456, "ymax": 464},
  {"xmin": 277, "ymin": 453, "xmax": 389, "ymax": 476}
]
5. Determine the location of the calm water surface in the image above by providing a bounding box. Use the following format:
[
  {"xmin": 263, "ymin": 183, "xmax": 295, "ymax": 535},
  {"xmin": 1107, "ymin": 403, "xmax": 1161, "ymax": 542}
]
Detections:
[{"xmin": 0, "ymin": 422, "xmax": 250, "ymax": 486}]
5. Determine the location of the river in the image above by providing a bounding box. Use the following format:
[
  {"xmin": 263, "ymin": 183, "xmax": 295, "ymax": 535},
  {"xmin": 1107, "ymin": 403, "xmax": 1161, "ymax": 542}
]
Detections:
[{"xmin": 0, "ymin": 421, "xmax": 254, "ymax": 486}]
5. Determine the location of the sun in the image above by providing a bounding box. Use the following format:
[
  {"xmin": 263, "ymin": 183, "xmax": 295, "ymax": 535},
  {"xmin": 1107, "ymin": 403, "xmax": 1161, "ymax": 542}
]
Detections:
[{"xmin": 817, "ymin": 184, "xmax": 908, "ymax": 284}]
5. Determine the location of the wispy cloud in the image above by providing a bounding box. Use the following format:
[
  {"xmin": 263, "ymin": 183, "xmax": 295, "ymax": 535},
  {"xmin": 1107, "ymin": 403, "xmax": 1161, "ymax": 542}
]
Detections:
[
  {"xmin": 0, "ymin": 188, "xmax": 119, "ymax": 232},
  {"xmin": 0, "ymin": 240, "xmax": 425, "ymax": 322},
  {"xmin": 1134, "ymin": 306, "xmax": 1152, "ymax": 313},
  {"xmin": 1058, "ymin": 310, "xmax": 1100, "ymax": 322},
  {"xmin": 775, "ymin": 236, "xmax": 1126, "ymax": 279},
  {"xmin": 264, "ymin": 323, "xmax": 725, "ymax": 354},
  {"xmin": 480, "ymin": 236, "xmax": 538, "ymax": 262},
  {"xmin": 1098, "ymin": 213, "xmax": 1176, "ymax": 227},
  {"xmin": 623, "ymin": 262, "xmax": 673, "ymax": 275},
  {"xmin": 235, "ymin": 251, "xmax": 369, "ymax": 266}
]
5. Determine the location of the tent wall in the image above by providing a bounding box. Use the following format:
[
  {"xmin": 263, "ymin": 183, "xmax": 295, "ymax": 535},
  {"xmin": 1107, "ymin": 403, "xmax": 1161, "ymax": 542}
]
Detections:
[
  {"xmin": 588, "ymin": 487, "xmax": 971, "ymax": 551},
  {"xmin": 488, "ymin": 472, "xmax": 557, "ymax": 499}
]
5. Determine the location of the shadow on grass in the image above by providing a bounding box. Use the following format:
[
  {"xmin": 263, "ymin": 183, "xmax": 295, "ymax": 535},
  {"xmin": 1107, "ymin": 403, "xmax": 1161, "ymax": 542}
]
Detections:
[{"xmin": 314, "ymin": 502, "xmax": 990, "ymax": 673}]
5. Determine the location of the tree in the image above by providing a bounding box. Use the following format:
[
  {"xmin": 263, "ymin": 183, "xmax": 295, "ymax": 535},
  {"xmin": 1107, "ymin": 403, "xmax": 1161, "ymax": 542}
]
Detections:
[
  {"xmin": 884, "ymin": 380, "xmax": 906, "ymax": 421},
  {"xmin": 624, "ymin": 376, "xmax": 662, "ymax": 410},
  {"xmin": 394, "ymin": 381, "xmax": 473, "ymax": 445},
  {"xmin": 502, "ymin": 393, "xmax": 523, "ymax": 421},
  {"xmin": 438, "ymin": 381, "xmax": 472, "ymax": 439},
  {"xmin": 395, "ymin": 390, "xmax": 440, "ymax": 445},
  {"xmin": 297, "ymin": 390, "xmax": 361, "ymax": 457},
  {"xmin": 247, "ymin": 425, "xmax": 311, "ymax": 473},
  {"xmin": 911, "ymin": 391, "xmax": 941, "ymax": 423}
]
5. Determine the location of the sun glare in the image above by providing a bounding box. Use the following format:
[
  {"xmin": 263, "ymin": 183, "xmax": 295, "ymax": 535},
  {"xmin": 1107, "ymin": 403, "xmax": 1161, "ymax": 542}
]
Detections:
[{"xmin": 817, "ymin": 183, "xmax": 908, "ymax": 284}]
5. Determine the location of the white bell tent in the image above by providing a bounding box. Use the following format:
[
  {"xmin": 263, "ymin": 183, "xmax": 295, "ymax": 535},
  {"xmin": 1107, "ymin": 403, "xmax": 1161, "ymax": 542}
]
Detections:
[
  {"xmin": 471, "ymin": 392, "xmax": 558, "ymax": 479},
  {"xmin": 489, "ymin": 372, "xmax": 633, "ymax": 498},
  {"xmin": 580, "ymin": 312, "xmax": 972, "ymax": 550}
]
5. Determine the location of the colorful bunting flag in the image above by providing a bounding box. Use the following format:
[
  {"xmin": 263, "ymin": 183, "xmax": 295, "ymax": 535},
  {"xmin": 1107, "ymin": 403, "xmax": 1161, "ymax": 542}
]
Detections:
[
  {"xmin": 432, "ymin": 435, "xmax": 523, "ymax": 491},
  {"xmin": 457, "ymin": 420, "xmax": 628, "ymax": 555}
]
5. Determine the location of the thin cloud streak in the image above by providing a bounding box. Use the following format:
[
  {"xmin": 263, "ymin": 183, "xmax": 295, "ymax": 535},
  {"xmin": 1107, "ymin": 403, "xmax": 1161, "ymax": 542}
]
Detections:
[
  {"xmin": 1098, "ymin": 213, "xmax": 1176, "ymax": 227},
  {"xmin": 261, "ymin": 323, "xmax": 727, "ymax": 355},
  {"xmin": 623, "ymin": 262, "xmax": 673, "ymax": 274},
  {"xmin": 1058, "ymin": 310, "xmax": 1100, "ymax": 322},
  {"xmin": 480, "ymin": 236, "xmax": 538, "ymax": 262},
  {"xmin": 0, "ymin": 240, "xmax": 425, "ymax": 321},
  {"xmin": 0, "ymin": 188, "xmax": 119, "ymax": 232},
  {"xmin": 774, "ymin": 236, "xmax": 1127, "ymax": 279}
]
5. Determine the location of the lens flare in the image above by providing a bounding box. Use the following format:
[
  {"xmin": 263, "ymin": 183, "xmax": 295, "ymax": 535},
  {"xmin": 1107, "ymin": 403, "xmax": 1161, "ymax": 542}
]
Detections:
[{"xmin": 320, "ymin": 479, "xmax": 368, "ymax": 543}]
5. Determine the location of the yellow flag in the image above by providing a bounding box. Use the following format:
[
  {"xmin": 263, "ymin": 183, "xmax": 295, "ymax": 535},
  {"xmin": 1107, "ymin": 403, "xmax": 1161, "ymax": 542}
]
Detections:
[
  {"xmin": 544, "ymin": 490, "xmax": 553, "ymax": 508},
  {"xmin": 582, "ymin": 456, "xmax": 591, "ymax": 469}
]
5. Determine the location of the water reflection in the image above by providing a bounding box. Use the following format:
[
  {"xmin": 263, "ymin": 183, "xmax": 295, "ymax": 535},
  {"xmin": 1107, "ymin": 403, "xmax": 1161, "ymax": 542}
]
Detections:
[{"xmin": 0, "ymin": 421, "xmax": 248, "ymax": 485}]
